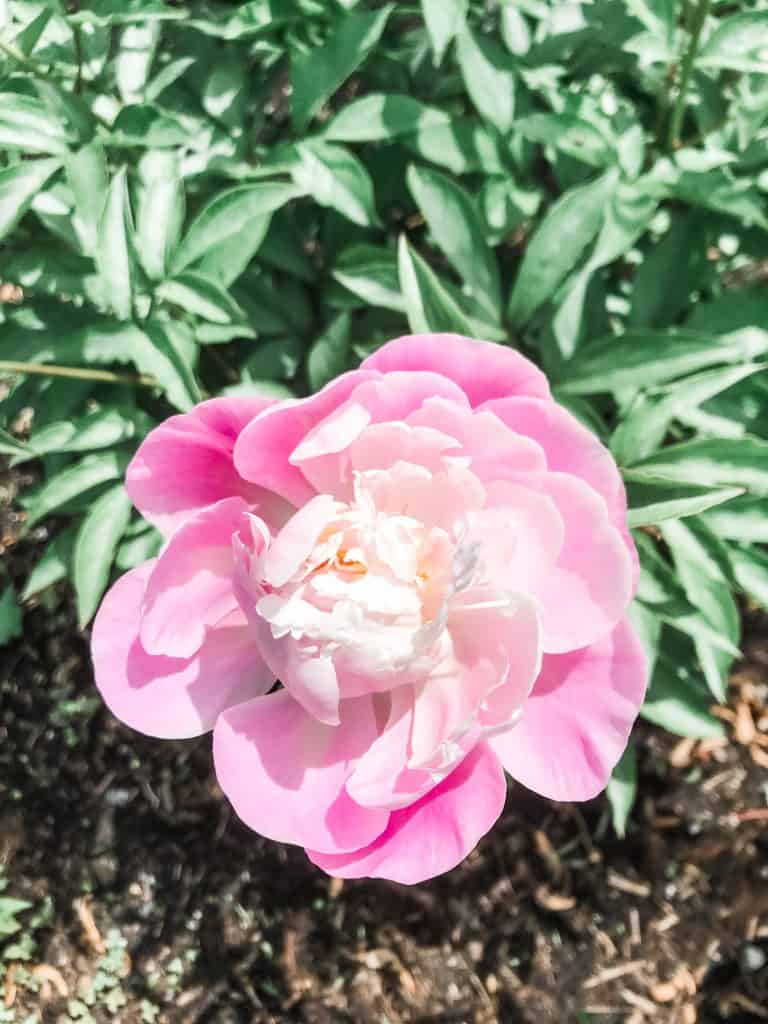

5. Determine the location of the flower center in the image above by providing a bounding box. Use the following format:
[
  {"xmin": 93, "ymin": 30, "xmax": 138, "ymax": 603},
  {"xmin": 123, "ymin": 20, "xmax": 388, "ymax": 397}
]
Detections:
[{"xmin": 256, "ymin": 470, "xmax": 481, "ymax": 688}]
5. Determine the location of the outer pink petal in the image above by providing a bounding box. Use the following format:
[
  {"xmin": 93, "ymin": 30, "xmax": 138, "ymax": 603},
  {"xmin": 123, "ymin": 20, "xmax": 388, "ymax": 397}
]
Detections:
[
  {"xmin": 233, "ymin": 370, "xmax": 380, "ymax": 505},
  {"xmin": 140, "ymin": 497, "xmax": 248, "ymax": 659},
  {"xmin": 483, "ymin": 396, "xmax": 638, "ymax": 586},
  {"xmin": 361, "ymin": 334, "xmax": 550, "ymax": 407},
  {"xmin": 92, "ymin": 562, "xmax": 272, "ymax": 739},
  {"xmin": 307, "ymin": 743, "xmax": 506, "ymax": 884},
  {"xmin": 532, "ymin": 474, "xmax": 634, "ymax": 653},
  {"xmin": 126, "ymin": 396, "xmax": 278, "ymax": 536},
  {"xmin": 489, "ymin": 619, "xmax": 647, "ymax": 801},
  {"xmin": 213, "ymin": 690, "xmax": 389, "ymax": 854}
]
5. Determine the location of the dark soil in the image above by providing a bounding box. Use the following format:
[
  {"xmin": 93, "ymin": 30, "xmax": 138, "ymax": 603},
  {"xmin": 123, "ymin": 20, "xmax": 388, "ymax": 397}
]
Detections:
[{"xmin": 2, "ymin": 466, "xmax": 767, "ymax": 1024}]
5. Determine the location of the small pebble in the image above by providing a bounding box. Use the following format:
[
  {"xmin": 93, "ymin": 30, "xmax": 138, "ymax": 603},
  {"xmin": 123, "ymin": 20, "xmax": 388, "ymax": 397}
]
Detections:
[{"xmin": 740, "ymin": 943, "xmax": 767, "ymax": 974}]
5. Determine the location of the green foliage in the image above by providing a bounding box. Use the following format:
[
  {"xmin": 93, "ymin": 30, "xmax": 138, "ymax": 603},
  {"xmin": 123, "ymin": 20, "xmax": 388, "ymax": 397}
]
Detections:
[
  {"xmin": 2, "ymin": 0, "xmax": 767, "ymax": 754},
  {"xmin": 606, "ymin": 743, "xmax": 637, "ymax": 838}
]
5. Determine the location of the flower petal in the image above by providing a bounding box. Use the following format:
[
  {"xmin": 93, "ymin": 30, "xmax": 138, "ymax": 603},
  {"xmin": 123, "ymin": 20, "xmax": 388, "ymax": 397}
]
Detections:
[
  {"xmin": 489, "ymin": 619, "xmax": 647, "ymax": 801},
  {"xmin": 482, "ymin": 396, "xmax": 638, "ymax": 585},
  {"xmin": 476, "ymin": 481, "xmax": 565, "ymax": 594},
  {"xmin": 407, "ymin": 398, "xmax": 546, "ymax": 482},
  {"xmin": 140, "ymin": 497, "xmax": 249, "ymax": 658},
  {"xmin": 361, "ymin": 333, "xmax": 550, "ymax": 406},
  {"xmin": 92, "ymin": 562, "xmax": 272, "ymax": 739},
  {"xmin": 126, "ymin": 396, "xmax": 278, "ymax": 536},
  {"xmin": 233, "ymin": 370, "xmax": 379, "ymax": 505},
  {"xmin": 264, "ymin": 494, "xmax": 340, "ymax": 588},
  {"xmin": 214, "ymin": 690, "xmax": 389, "ymax": 854},
  {"xmin": 292, "ymin": 372, "xmax": 469, "ymax": 498},
  {"xmin": 532, "ymin": 474, "xmax": 634, "ymax": 653},
  {"xmin": 448, "ymin": 588, "xmax": 542, "ymax": 733},
  {"xmin": 307, "ymin": 742, "xmax": 506, "ymax": 884},
  {"xmin": 346, "ymin": 688, "xmax": 439, "ymax": 811}
]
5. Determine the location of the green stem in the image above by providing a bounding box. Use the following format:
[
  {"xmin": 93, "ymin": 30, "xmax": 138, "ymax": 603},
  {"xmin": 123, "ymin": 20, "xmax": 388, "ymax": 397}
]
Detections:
[
  {"xmin": 0, "ymin": 361, "xmax": 157, "ymax": 388},
  {"xmin": 667, "ymin": 0, "xmax": 712, "ymax": 150}
]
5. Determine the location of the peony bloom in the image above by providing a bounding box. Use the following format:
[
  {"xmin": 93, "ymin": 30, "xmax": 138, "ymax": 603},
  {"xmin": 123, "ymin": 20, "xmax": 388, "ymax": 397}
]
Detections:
[{"xmin": 92, "ymin": 334, "xmax": 646, "ymax": 884}]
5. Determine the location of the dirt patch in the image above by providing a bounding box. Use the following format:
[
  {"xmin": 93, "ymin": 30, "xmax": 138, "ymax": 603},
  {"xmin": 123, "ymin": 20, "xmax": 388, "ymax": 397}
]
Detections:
[{"xmin": 1, "ymin": 471, "xmax": 767, "ymax": 1024}]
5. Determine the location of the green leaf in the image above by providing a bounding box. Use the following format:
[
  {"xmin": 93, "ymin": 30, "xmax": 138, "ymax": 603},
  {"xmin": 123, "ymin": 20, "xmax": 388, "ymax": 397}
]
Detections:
[
  {"xmin": 628, "ymin": 600, "xmax": 662, "ymax": 678},
  {"xmin": 73, "ymin": 484, "xmax": 132, "ymax": 628},
  {"xmin": 96, "ymin": 166, "xmax": 135, "ymax": 321},
  {"xmin": 606, "ymin": 744, "xmax": 637, "ymax": 839},
  {"xmin": 632, "ymin": 437, "xmax": 768, "ymax": 499},
  {"xmin": 21, "ymin": 527, "xmax": 77, "ymax": 600},
  {"xmin": 157, "ymin": 271, "xmax": 250, "ymax": 327},
  {"xmin": 456, "ymin": 26, "xmax": 516, "ymax": 133},
  {"xmin": 501, "ymin": 3, "xmax": 531, "ymax": 55},
  {"xmin": 202, "ymin": 60, "xmax": 247, "ymax": 128},
  {"xmin": 307, "ymin": 313, "xmax": 352, "ymax": 393},
  {"xmin": 243, "ymin": 336, "xmax": 304, "ymax": 381},
  {"xmin": 24, "ymin": 452, "xmax": 130, "ymax": 528},
  {"xmin": 404, "ymin": 118, "xmax": 506, "ymax": 175},
  {"xmin": 630, "ymin": 213, "xmax": 710, "ymax": 328},
  {"xmin": 699, "ymin": 11, "xmax": 768, "ymax": 73},
  {"xmin": 661, "ymin": 518, "xmax": 739, "ymax": 702},
  {"xmin": 171, "ymin": 182, "xmax": 301, "ymax": 275},
  {"xmin": 516, "ymin": 113, "xmax": 614, "ymax": 168},
  {"xmin": 610, "ymin": 363, "xmax": 766, "ymax": 465},
  {"xmin": 18, "ymin": 407, "xmax": 152, "ymax": 464},
  {"xmin": 12, "ymin": 7, "xmax": 54, "ymax": 56},
  {"xmin": 421, "ymin": 0, "xmax": 468, "ymax": 66},
  {"xmin": 136, "ymin": 150, "xmax": 184, "ymax": 281},
  {"xmin": 0, "ymin": 427, "xmax": 29, "ymax": 456},
  {"xmin": 552, "ymin": 185, "xmax": 657, "ymax": 358},
  {"xmin": 407, "ymin": 164, "xmax": 501, "ymax": 323},
  {"xmin": 0, "ymin": 93, "xmax": 70, "ymax": 154},
  {"xmin": 507, "ymin": 170, "xmax": 617, "ymax": 327},
  {"xmin": 398, "ymin": 234, "xmax": 478, "ymax": 336},
  {"xmin": 0, "ymin": 159, "xmax": 61, "ymax": 242},
  {"xmin": 136, "ymin": 320, "xmax": 202, "ymax": 411},
  {"xmin": 116, "ymin": 523, "xmax": 163, "ymax": 570},
  {"xmin": 641, "ymin": 651, "xmax": 725, "ymax": 739},
  {"xmin": 333, "ymin": 245, "xmax": 404, "ymax": 313},
  {"xmin": 624, "ymin": 473, "xmax": 743, "ymax": 529},
  {"xmin": 65, "ymin": 142, "xmax": 109, "ymax": 257},
  {"xmin": 729, "ymin": 544, "xmax": 768, "ymax": 611},
  {"xmin": 292, "ymin": 4, "xmax": 393, "ymax": 130},
  {"xmin": 559, "ymin": 329, "xmax": 768, "ymax": 396},
  {"xmin": 671, "ymin": 169, "xmax": 768, "ymax": 230},
  {"xmin": 0, "ymin": 584, "xmax": 23, "ymax": 648},
  {"xmin": 635, "ymin": 534, "xmax": 740, "ymax": 658},
  {"xmin": 116, "ymin": 21, "xmax": 161, "ymax": 102},
  {"xmin": 68, "ymin": 1, "xmax": 188, "ymax": 24},
  {"xmin": 703, "ymin": 496, "xmax": 768, "ymax": 544},
  {"xmin": 323, "ymin": 94, "xmax": 449, "ymax": 142},
  {"xmin": 289, "ymin": 141, "xmax": 378, "ymax": 228}
]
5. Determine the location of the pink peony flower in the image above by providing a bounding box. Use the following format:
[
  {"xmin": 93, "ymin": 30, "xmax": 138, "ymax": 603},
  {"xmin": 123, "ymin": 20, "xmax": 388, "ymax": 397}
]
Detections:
[{"xmin": 92, "ymin": 334, "xmax": 646, "ymax": 884}]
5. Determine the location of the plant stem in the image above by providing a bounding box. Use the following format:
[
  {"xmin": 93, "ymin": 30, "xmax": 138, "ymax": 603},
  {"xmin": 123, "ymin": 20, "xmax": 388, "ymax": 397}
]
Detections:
[
  {"xmin": 0, "ymin": 361, "xmax": 157, "ymax": 388},
  {"xmin": 667, "ymin": 0, "xmax": 712, "ymax": 150}
]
